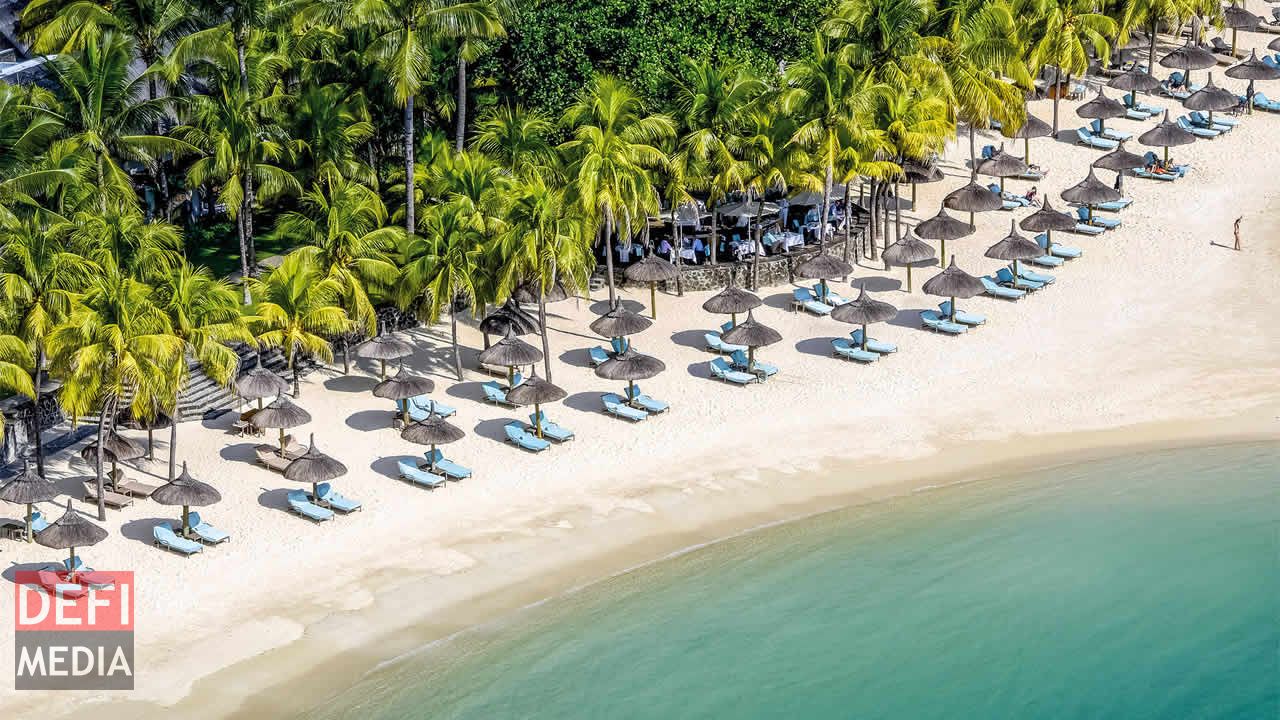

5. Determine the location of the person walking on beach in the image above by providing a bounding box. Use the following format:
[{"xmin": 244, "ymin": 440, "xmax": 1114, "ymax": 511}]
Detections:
[{"xmin": 1233, "ymin": 216, "xmax": 1242, "ymax": 251}]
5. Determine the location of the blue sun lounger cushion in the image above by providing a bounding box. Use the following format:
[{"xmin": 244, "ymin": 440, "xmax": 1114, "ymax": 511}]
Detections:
[
  {"xmin": 153, "ymin": 523, "xmax": 204, "ymax": 555},
  {"xmin": 314, "ymin": 482, "xmax": 362, "ymax": 513},
  {"xmin": 938, "ymin": 301, "xmax": 987, "ymax": 326},
  {"xmin": 919, "ymin": 311, "xmax": 967, "ymax": 334},
  {"xmin": 602, "ymin": 393, "xmax": 649, "ymax": 420},
  {"xmin": 729, "ymin": 350, "xmax": 778, "ymax": 378},
  {"xmin": 793, "ymin": 288, "xmax": 833, "ymax": 316},
  {"xmin": 995, "ymin": 267, "xmax": 1043, "ymax": 291},
  {"xmin": 185, "ymin": 511, "xmax": 230, "ymax": 544},
  {"xmin": 529, "ymin": 412, "xmax": 575, "ymax": 442},
  {"xmin": 286, "ymin": 490, "xmax": 334, "ymax": 522},
  {"xmin": 589, "ymin": 346, "xmax": 610, "ymax": 366},
  {"xmin": 850, "ymin": 329, "xmax": 898, "ymax": 354},
  {"xmin": 423, "ymin": 449, "xmax": 471, "ymax": 480},
  {"xmin": 709, "ymin": 358, "xmax": 757, "ymax": 385},
  {"xmin": 624, "ymin": 384, "xmax": 669, "ymax": 413},
  {"xmin": 1013, "ymin": 265, "xmax": 1056, "ymax": 284},
  {"xmin": 831, "ymin": 338, "xmax": 879, "ymax": 362},
  {"xmin": 1034, "ymin": 234, "xmax": 1082, "ymax": 259},
  {"xmin": 981, "ymin": 275, "xmax": 1026, "ymax": 300},
  {"xmin": 398, "ymin": 460, "xmax": 447, "ymax": 488},
  {"xmin": 504, "ymin": 423, "xmax": 551, "ymax": 452}
]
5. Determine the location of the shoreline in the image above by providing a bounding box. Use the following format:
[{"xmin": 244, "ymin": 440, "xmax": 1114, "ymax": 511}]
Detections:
[{"xmin": 92, "ymin": 408, "xmax": 1280, "ymax": 720}]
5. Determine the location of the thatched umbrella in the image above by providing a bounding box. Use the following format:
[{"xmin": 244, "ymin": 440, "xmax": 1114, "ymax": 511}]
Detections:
[
  {"xmin": 35, "ymin": 500, "xmax": 108, "ymax": 583},
  {"xmin": 901, "ymin": 161, "xmax": 943, "ymax": 206},
  {"xmin": 81, "ymin": 429, "xmax": 144, "ymax": 491},
  {"xmin": 796, "ymin": 252, "xmax": 854, "ymax": 303},
  {"xmin": 1019, "ymin": 197, "xmax": 1077, "ymax": 247},
  {"xmin": 513, "ymin": 280, "xmax": 571, "ymax": 305},
  {"xmin": 506, "ymin": 374, "xmax": 567, "ymax": 438},
  {"xmin": 721, "ymin": 310, "xmax": 782, "ymax": 369},
  {"xmin": 915, "ymin": 206, "xmax": 974, "ymax": 269},
  {"xmin": 479, "ymin": 300, "xmax": 539, "ymax": 338},
  {"xmin": 975, "ymin": 144, "xmax": 1029, "ymax": 193},
  {"xmin": 284, "ymin": 433, "xmax": 348, "ymax": 507},
  {"xmin": 478, "ymin": 327, "xmax": 543, "ymax": 388},
  {"xmin": 590, "ymin": 307, "xmax": 654, "ymax": 344},
  {"xmin": 1093, "ymin": 141, "xmax": 1146, "ymax": 192},
  {"xmin": 594, "ymin": 350, "xmax": 667, "ymax": 406},
  {"xmin": 1076, "ymin": 89, "xmax": 1127, "ymax": 132},
  {"xmin": 1108, "ymin": 68, "xmax": 1162, "ymax": 94},
  {"xmin": 944, "ymin": 174, "xmax": 1003, "ymax": 228},
  {"xmin": 702, "ymin": 284, "xmax": 762, "ymax": 326},
  {"xmin": 0, "ymin": 460, "xmax": 59, "ymax": 541},
  {"xmin": 356, "ymin": 333, "xmax": 414, "ymax": 379},
  {"xmin": 985, "ymin": 219, "xmax": 1045, "ymax": 281},
  {"xmin": 235, "ymin": 356, "xmax": 290, "ymax": 408},
  {"xmin": 116, "ymin": 406, "xmax": 173, "ymax": 461},
  {"xmin": 1227, "ymin": 50, "xmax": 1280, "ymax": 113},
  {"xmin": 252, "ymin": 395, "xmax": 311, "ymax": 454},
  {"xmin": 1184, "ymin": 73, "xmax": 1241, "ymax": 126},
  {"xmin": 922, "ymin": 256, "xmax": 986, "ymax": 323},
  {"xmin": 1271, "ymin": 36, "xmax": 1280, "ymax": 53},
  {"xmin": 1160, "ymin": 41, "xmax": 1219, "ymax": 87},
  {"xmin": 1223, "ymin": 5, "xmax": 1261, "ymax": 56},
  {"xmin": 373, "ymin": 365, "xmax": 436, "ymax": 426},
  {"xmin": 624, "ymin": 255, "xmax": 679, "ymax": 319},
  {"xmin": 1003, "ymin": 109, "xmax": 1052, "ymax": 162},
  {"xmin": 401, "ymin": 413, "xmax": 465, "ymax": 475},
  {"xmin": 152, "ymin": 462, "xmax": 221, "ymax": 538},
  {"xmin": 1138, "ymin": 110, "xmax": 1196, "ymax": 164},
  {"xmin": 831, "ymin": 288, "xmax": 898, "ymax": 351},
  {"xmin": 881, "ymin": 231, "xmax": 937, "ymax": 292},
  {"xmin": 1061, "ymin": 168, "xmax": 1122, "ymax": 222}
]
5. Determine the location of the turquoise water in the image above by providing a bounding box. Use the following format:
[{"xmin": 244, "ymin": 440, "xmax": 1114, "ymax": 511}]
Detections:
[{"xmin": 311, "ymin": 443, "xmax": 1279, "ymax": 720}]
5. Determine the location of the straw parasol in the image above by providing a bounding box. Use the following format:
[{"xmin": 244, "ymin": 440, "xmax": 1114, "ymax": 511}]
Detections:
[
  {"xmin": 35, "ymin": 500, "xmax": 108, "ymax": 583},
  {"xmin": 1061, "ymin": 168, "xmax": 1122, "ymax": 222},
  {"xmin": 985, "ymin": 219, "xmax": 1045, "ymax": 280},
  {"xmin": 589, "ymin": 306, "xmax": 653, "ymax": 342},
  {"xmin": 881, "ymin": 231, "xmax": 937, "ymax": 292},
  {"xmin": 400, "ymin": 413, "xmax": 465, "ymax": 475},
  {"xmin": 284, "ymin": 433, "xmax": 348, "ymax": 507},
  {"xmin": 478, "ymin": 327, "xmax": 543, "ymax": 388},
  {"xmin": 594, "ymin": 350, "xmax": 666, "ymax": 404},
  {"xmin": 1227, "ymin": 50, "xmax": 1280, "ymax": 113},
  {"xmin": 373, "ymin": 365, "xmax": 436, "ymax": 426},
  {"xmin": 944, "ymin": 174, "xmax": 1003, "ymax": 228},
  {"xmin": 116, "ymin": 407, "xmax": 172, "ymax": 461},
  {"xmin": 624, "ymin": 255, "xmax": 679, "ymax": 319},
  {"xmin": 796, "ymin": 252, "xmax": 854, "ymax": 303},
  {"xmin": 1003, "ymin": 109, "xmax": 1052, "ymax": 162},
  {"xmin": 702, "ymin": 284, "xmax": 762, "ymax": 325},
  {"xmin": 1093, "ymin": 141, "xmax": 1146, "ymax": 191},
  {"xmin": 506, "ymin": 374, "xmax": 568, "ymax": 439},
  {"xmin": 1138, "ymin": 110, "xmax": 1196, "ymax": 163},
  {"xmin": 976, "ymin": 144, "xmax": 1029, "ymax": 193},
  {"xmin": 1183, "ymin": 73, "xmax": 1242, "ymax": 126},
  {"xmin": 512, "ymin": 280, "xmax": 570, "ymax": 305},
  {"xmin": 915, "ymin": 206, "xmax": 974, "ymax": 268},
  {"xmin": 1271, "ymin": 36, "xmax": 1280, "ymax": 53},
  {"xmin": 0, "ymin": 460, "xmax": 59, "ymax": 541},
  {"xmin": 922, "ymin": 256, "xmax": 986, "ymax": 323},
  {"xmin": 81, "ymin": 429, "xmax": 144, "ymax": 490},
  {"xmin": 1019, "ymin": 197, "xmax": 1077, "ymax": 246},
  {"xmin": 1075, "ymin": 89, "xmax": 1127, "ymax": 131},
  {"xmin": 152, "ymin": 462, "xmax": 222, "ymax": 538},
  {"xmin": 901, "ymin": 162, "xmax": 943, "ymax": 206},
  {"xmin": 720, "ymin": 310, "xmax": 782, "ymax": 369},
  {"xmin": 235, "ymin": 356, "xmax": 290, "ymax": 407},
  {"xmin": 1108, "ymin": 68, "xmax": 1162, "ymax": 93},
  {"xmin": 1223, "ymin": 5, "xmax": 1261, "ymax": 56},
  {"xmin": 831, "ymin": 288, "xmax": 898, "ymax": 351},
  {"xmin": 252, "ymin": 395, "xmax": 312, "ymax": 454},
  {"xmin": 356, "ymin": 333, "xmax": 414, "ymax": 379},
  {"xmin": 479, "ymin": 300, "xmax": 539, "ymax": 338},
  {"xmin": 1159, "ymin": 41, "xmax": 1219, "ymax": 87}
]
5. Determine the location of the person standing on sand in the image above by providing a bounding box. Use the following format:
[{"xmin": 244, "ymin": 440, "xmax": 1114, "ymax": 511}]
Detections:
[{"xmin": 1234, "ymin": 216, "xmax": 1242, "ymax": 251}]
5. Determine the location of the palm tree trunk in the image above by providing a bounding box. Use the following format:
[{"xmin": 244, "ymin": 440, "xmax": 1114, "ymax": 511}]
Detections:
[
  {"xmin": 244, "ymin": 168, "xmax": 257, "ymax": 270},
  {"xmin": 969, "ymin": 126, "xmax": 977, "ymax": 169},
  {"xmin": 455, "ymin": 56, "xmax": 467, "ymax": 152},
  {"xmin": 538, "ymin": 296, "xmax": 552, "ymax": 382},
  {"xmin": 93, "ymin": 397, "xmax": 113, "ymax": 521},
  {"xmin": 673, "ymin": 220, "xmax": 684, "ymax": 296},
  {"xmin": 169, "ymin": 398, "xmax": 179, "ymax": 483},
  {"xmin": 881, "ymin": 185, "xmax": 891, "ymax": 257},
  {"xmin": 750, "ymin": 204, "xmax": 765, "ymax": 290},
  {"xmin": 404, "ymin": 94, "xmax": 416, "ymax": 236},
  {"xmin": 602, "ymin": 212, "xmax": 617, "ymax": 308},
  {"xmin": 450, "ymin": 310, "xmax": 463, "ymax": 381},
  {"xmin": 841, "ymin": 183, "xmax": 852, "ymax": 268},
  {"xmin": 236, "ymin": 32, "xmax": 250, "ymax": 96},
  {"xmin": 237, "ymin": 209, "xmax": 251, "ymax": 304},
  {"xmin": 819, "ymin": 159, "xmax": 833, "ymax": 251},
  {"xmin": 894, "ymin": 180, "xmax": 902, "ymax": 242},
  {"xmin": 709, "ymin": 210, "xmax": 719, "ymax": 265},
  {"xmin": 866, "ymin": 180, "xmax": 878, "ymax": 258},
  {"xmin": 289, "ymin": 347, "xmax": 300, "ymax": 397},
  {"xmin": 146, "ymin": 73, "xmax": 171, "ymax": 223},
  {"xmin": 31, "ymin": 346, "xmax": 44, "ymax": 476}
]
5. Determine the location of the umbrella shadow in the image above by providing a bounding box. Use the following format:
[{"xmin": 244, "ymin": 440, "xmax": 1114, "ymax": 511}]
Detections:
[
  {"xmin": 219, "ymin": 442, "xmax": 259, "ymax": 463},
  {"xmin": 851, "ymin": 275, "xmax": 904, "ymax": 292},
  {"xmin": 120, "ymin": 518, "xmax": 171, "ymax": 547},
  {"xmin": 370, "ymin": 456, "xmax": 411, "ymax": 480},
  {"xmin": 762, "ymin": 292, "xmax": 795, "ymax": 311},
  {"xmin": 670, "ymin": 329, "xmax": 709, "ymax": 350},
  {"xmin": 558, "ymin": 348, "xmax": 594, "ymax": 369},
  {"xmin": 3, "ymin": 561, "xmax": 64, "ymax": 585},
  {"xmin": 474, "ymin": 417, "xmax": 519, "ymax": 444},
  {"xmin": 346, "ymin": 410, "xmax": 392, "ymax": 432},
  {"xmin": 445, "ymin": 381, "xmax": 490, "ymax": 403},
  {"xmin": 685, "ymin": 361, "xmax": 713, "ymax": 380},
  {"xmin": 1053, "ymin": 128, "xmax": 1083, "ymax": 144},
  {"xmin": 588, "ymin": 298, "xmax": 645, "ymax": 315},
  {"xmin": 563, "ymin": 391, "xmax": 603, "ymax": 414},
  {"xmin": 323, "ymin": 375, "xmax": 376, "ymax": 393},
  {"xmin": 257, "ymin": 487, "xmax": 292, "ymax": 513},
  {"xmin": 795, "ymin": 337, "xmax": 837, "ymax": 358},
  {"xmin": 887, "ymin": 308, "xmax": 930, "ymax": 330}
]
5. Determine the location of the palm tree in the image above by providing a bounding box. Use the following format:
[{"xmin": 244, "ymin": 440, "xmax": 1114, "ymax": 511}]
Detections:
[
  {"xmin": 291, "ymin": 83, "xmax": 376, "ymax": 186},
  {"xmin": 739, "ymin": 108, "xmax": 808, "ymax": 289},
  {"xmin": 0, "ymin": 218, "xmax": 92, "ymax": 475},
  {"xmin": 669, "ymin": 59, "xmax": 762, "ymax": 265},
  {"xmin": 472, "ymin": 104, "xmax": 557, "ymax": 176},
  {"xmin": 1117, "ymin": 0, "xmax": 1216, "ymax": 82},
  {"xmin": 46, "ymin": 269, "xmax": 184, "ymax": 520},
  {"xmin": 1023, "ymin": 0, "xmax": 1116, "ymax": 133},
  {"xmin": 249, "ymin": 251, "xmax": 351, "ymax": 396},
  {"xmin": 560, "ymin": 75, "xmax": 674, "ymax": 308},
  {"xmin": 0, "ymin": 84, "xmax": 72, "ymax": 226},
  {"xmin": 399, "ymin": 199, "xmax": 483, "ymax": 380},
  {"xmin": 64, "ymin": 206, "xmax": 184, "ymax": 283},
  {"xmin": 446, "ymin": 0, "xmax": 513, "ymax": 151},
  {"xmin": 495, "ymin": 175, "xmax": 590, "ymax": 382},
  {"xmin": 0, "ymin": 335, "xmax": 35, "ymax": 440},
  {"xmin": 869, "ymin": 82, "xmax": 950, "ymax": 250},
  {"xmin": 153, "ymin": 262, "xmax": 251, "ymax": 480}
]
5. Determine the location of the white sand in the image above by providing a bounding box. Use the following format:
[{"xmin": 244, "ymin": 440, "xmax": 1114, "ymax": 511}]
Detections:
[{"xmin": 3, "ymin": 28, "xmax": 1280, "ymax": 718}]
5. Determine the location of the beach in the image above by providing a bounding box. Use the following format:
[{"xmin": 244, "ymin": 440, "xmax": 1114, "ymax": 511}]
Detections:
[{"xmin": 3, "ymin": 28, "xmax": 1280, "ymax": 719}]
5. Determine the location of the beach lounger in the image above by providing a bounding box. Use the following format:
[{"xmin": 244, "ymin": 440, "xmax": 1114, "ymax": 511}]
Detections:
[
  {"xmin": 1075, "ymin": 128, "xmax": 1119, "ymax": 150},
  {"xmin": 720, "ymin": 321, "xmax": 736, "ymax": 333},
  {"xmin": 850, "ymin": 329, "xmax": 898, "ymax": 354},
  {"xmin": 286, "ymin": 489, "xmax": 334, "ymax": 522},
  {"xmin": 1089, "ymin": 119, "xmax": 1132, "ymax": 142},
  {"xmin": 117, "ymin": 478, "xmax": 161, "ymax": 498},
  {"xmin": 602, "ymin": 393, "xmax": 650, "ymax": 420},
  {"xmin": 30, "ymin": 510, "xmax": 49, "ymax": 534},
  {"xmin": 1189, "ymin": 111, "xmax": 1236, "ymax": 130},
  {"xmin": 153, "ymin": 523, "xmax": 203, "ymax": 555},
  {"xmin": 1123, "ymin": 93, "xmax": 1163, "ymax": 116},
  {"xmin": 981, "ymin": 275, "xmax": 1026, "ymax": 300},
  {"xmin": 529, "ymin": 412, "xmax": 575, "ymax": 442},
  {"xmin": 624, "ymin": 385, "xmax": 669, "ymax": 413},
  {"xmin": 314, "ymin": 482, "xmax": 362, "ymax": 513},
  {"xmin": 1090, "ymin": 197, "xmax": 1133, "ymax": 211},
  {"xmin": 813, "ymin": 285, "xmax": 848, "ymax": 305},
  {"xmin": 1076, "ymin": 207, "xmax": 1121, "ymax": 229},
  {"xmin": 398, "ymin": 459, "xmax": 446, "ymax": 489},
  {"xmin": 938, "ymin": 301, "xmax": 987, "ymax": 327},
  {"xmin": 1168, "ymin": 73, "xmax": 1202, "ymax": 93},
  {"xmin": 995, "ymin": 267, "xmax": 1044, "ymax": 291},
  {"xmin": 831, "ymin": 338, "xmax": 879, "ymax": 362},
  {"xmin": 409, "ymin": 395, "xmax": 457, "ymax": 418},
  {"xmin": 504, "ymin": 422, "xmax": 551, "ymax": 452},
  {"xmin": 730, "ymin": 350, "xmax": 779, "ymax": 379},
  {"xmin": 1251, "ymin": 92, "xmax": 1280, "ymax": 112},
  {"xmin": 1176, "ymin": 116, "xmax": 1220, "ymax": 138},
  {"xmin": 254, "ymin": 447, "xmax": 292, "ymax": 473},
  {"xmin": 709, "ymin": 358, "xmax": 758, "ymax": 385},
  {"xmin": 36, "ymin": 570, "xmax": 86, "ymax": 599},
  {"xmin": 1034, "ymin": 234, "xmax": 1082, "ymax": 259},
  {"xmin": 704, "ymin": 332, "xmax": 746, "ymax": 354},
  {"xmin": 1026, "ymin": 253, "xmax": 1064, "ymax": 267},
  {"xmin": 482, "ymin": 381, "xmax": 517, "ymax": 406},
  {"xmin": 792, "ymin": 288, "xmax": 833, "ymax": 316},
  {"xmin": 82, "ymin": 481, "xmax": 134, "ymax": 509},
  {"xmin": 422, "ymin": 449, "xmax": 472, "ymax": 480},
  {"xmin": 1132, "ymin": 167, "xmax": 1178, "ymax": 181},
  {"xmin": 588, "ymin": 346, "xmax": 610, "ymax": 366},
  {"xmin": 1014, "ymin": 265, "xmax": 1056, "ymax": 285},
  {"xmin": 1160, "ymin": 82, "xmax": 1191, "ymax": 99},
  {"xmin": 919, "ymin": 311, "xmax": 968, "ymax": 334},
  {"xmin": 185, "ymin": 511, "xmax": 230, "ymax": 544}
]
